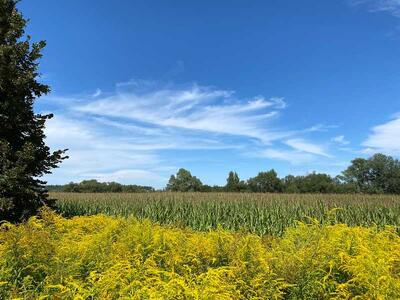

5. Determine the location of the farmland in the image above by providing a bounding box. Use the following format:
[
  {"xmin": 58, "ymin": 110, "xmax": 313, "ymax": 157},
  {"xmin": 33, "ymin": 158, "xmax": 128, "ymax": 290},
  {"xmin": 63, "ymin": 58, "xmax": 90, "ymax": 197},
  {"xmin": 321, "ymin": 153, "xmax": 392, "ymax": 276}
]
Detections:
[
  {"xmin": 1, "ymin": 209, "xmax": 400, "ymax": 299},
  {"xmin": 53, "ymin": 192, "xmax": 400, "ymax": 236},
  {"xmin": 2, "ymin": 193, "xmax": 400, "ymax": 299}
]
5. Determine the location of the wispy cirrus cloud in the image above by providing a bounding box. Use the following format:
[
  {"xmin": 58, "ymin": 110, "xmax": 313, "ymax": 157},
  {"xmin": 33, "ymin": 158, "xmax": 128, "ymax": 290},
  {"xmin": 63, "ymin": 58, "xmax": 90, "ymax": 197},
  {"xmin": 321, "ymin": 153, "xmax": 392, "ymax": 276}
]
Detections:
[
  {"xmin": 362, "ymin": 114, "xmax": 400, "ymax": 154},
  {"xmin": 285, "ymin": 138, "xmax": 331, "ymax": 157},
  {"xmin": 331, "ymin": 135, "xmax": 350, "ymax": 145},
  {"xmin": 259, "ymin": 148, "xmax": 317, "ymax": 164},
  {"xmin": 74, "ymin": 84, "xmax": 289, "ymax": 143},
  {"xmin": 40, "ymin": 80, "xmax": 343, "ymax": 186},
  {"xmin": 83, "ymin": 169, "xmax": 166, "ymax": 184},
  {"xmin": 350, "ymin": 0, "xmax": 400, "ymax": 17}
]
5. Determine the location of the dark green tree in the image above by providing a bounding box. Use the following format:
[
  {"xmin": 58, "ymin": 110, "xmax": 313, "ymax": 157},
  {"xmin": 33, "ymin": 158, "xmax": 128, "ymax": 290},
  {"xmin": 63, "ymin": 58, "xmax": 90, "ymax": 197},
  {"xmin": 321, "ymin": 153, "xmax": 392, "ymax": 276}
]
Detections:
[
  {"xmin": 282, "ymin": 175, "xmax": 300, "ymax": 193},
  {"xmin": 166, "ymin": 168, "xmax": 203, "ymax": 192},
  {"xmin": 0, "ymin": 0, "xmax": 67, "ymax": 221},
  {"xmin": 299, "ymin": 173, "xmax": 336, "ymax": 193},
  {"xmin": 61, "ymin": 180, "xmax": 154, "ymax": 193},
  {"xmin": 341, "ymin": 153, "xmax": 400, "ymax": 194},
  {"xmin": 225, "ymin": 171, "xmax": 239, "ymax": 192},
  {"xmin": 225, "ymin": 171, "xmax": 247, "ymax": 192},
  {"xmin": 247, "ymin": 169, "xmax": 282, "ymax": 193}
]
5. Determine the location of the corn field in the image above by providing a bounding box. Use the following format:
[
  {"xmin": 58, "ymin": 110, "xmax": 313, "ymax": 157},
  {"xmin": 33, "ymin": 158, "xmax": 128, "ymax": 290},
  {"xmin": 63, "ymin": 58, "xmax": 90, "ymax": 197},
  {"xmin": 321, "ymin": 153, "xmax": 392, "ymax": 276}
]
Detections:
[{"xmin": 53, "ymin": 192, "xmax": 400, "ymax": 236}]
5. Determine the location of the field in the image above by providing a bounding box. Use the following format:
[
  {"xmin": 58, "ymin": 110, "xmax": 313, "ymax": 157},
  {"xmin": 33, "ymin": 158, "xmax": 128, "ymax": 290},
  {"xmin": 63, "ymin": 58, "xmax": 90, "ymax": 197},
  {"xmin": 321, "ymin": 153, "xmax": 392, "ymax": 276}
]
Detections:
[
  {"xmin": 54, "ymin": 192, "xmax": 400, "ymax": 236},
  {"xmin": 2, "ymin": 193, "xmax": 399, "ymax": 299},
  {"xmin": 1, "ymin": 209, "xmax": 399, "ymax": 299}
]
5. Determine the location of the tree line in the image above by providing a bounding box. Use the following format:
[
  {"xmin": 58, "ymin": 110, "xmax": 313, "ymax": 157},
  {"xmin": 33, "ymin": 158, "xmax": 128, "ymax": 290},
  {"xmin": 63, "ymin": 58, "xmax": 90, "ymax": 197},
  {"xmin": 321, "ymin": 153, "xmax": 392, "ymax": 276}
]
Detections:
[
  {"xmin": 166, "ymin": 153, "xmax": 400, "ymax": 194},
  {"xmin": 50, "ymin": 153, "xmax": 400, "ymax": 194},
  {"xmin": 47, "ymin": 180, "xmax": 154, "ymax": 193}
]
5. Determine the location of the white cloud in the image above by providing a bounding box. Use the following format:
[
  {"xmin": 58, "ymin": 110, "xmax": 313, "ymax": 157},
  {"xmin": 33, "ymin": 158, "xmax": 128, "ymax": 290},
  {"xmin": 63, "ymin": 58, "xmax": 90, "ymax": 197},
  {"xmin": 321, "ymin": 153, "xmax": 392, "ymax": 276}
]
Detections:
[
  {"xmin": 351, "ymin": 0, "xmax": 400, "ymax": 17},
  {"xmin": 362, "ymin": 115, "xmax": 400, "ymax": 154},
  {"xmin": 92, "ymin": 88, "xmax": 102, "ymax": 98},
  {"xmin": 331, "ymin": 135, "xmax": 350, "ymax": 145},
  {"xmin": 304, "ymin": 124, "xmax": 339, "ymax": 132},
  {"xmin": 75, "ymin": 84, "xmax": 289, "ymax": 143},
  {"xmin": 285, "ymin": 138, "xmax": 331, "ymax": 157},
  {"xmin": 84, "ymin": 169, "xmax": 166, "ymax": 185},
  {"xmin": 40, "ymin": 80, "xmax": 344, "ymax": 186},
  {"xmin": 41, "ymin": 82, "xmax": 293, "ymax": 186},
  {"xmin": 260, "ymin": 148, "xmax": 317, "ymax": 164},
  {"xmin": 43, "ymin": 115, "xmax": 168, "ymax": 185},
  {"xmin": 45, "ymin": 115, "xmax": 93, "ymax": 149}
]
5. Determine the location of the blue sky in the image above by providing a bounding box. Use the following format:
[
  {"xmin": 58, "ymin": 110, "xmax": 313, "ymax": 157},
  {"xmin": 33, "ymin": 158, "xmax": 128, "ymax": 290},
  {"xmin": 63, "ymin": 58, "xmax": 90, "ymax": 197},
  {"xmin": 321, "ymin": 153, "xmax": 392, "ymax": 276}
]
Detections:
[{"xmin": 20, "ymin": 0, "xmax": 400, "ymax": 188}]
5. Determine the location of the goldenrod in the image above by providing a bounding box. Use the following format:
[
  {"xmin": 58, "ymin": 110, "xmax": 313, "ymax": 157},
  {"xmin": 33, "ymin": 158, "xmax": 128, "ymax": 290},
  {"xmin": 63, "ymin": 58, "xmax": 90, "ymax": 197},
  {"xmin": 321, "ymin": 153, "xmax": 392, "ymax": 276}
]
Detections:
[{"xmin": 0, "ymin": 209, "xmax": 399, "ymax": 299}]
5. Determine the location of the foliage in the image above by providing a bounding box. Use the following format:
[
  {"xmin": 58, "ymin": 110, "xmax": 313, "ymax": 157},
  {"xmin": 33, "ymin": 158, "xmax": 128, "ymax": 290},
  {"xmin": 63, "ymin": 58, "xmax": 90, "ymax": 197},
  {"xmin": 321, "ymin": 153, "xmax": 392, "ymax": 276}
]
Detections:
[
  {"xmin": 47, "ymin": 179, "xmax": 154, "ymax": 193},
  {"xmin": 54, "ymin": 192, "xmax": 400, "ymax": 236},
  {"xmin": 199, "ymin": 184, "xmax": 225, "ymax": 192},
  {"xmin": 0, "ymin": 210, "xmax": 399, "ymax": 299},
  {"xmin": 166, "ymin": 168, "xmax": 203, "ymax": 192},
  {"xmin": 225, "ymin": 171, "xmax": 248, "ymax": 192},
  {"xmin": 282, "ymin": 173, "xmax": 344, "ymax": 193},
  {"xmin": 226, "ymin": 171, "xmax": 240, "ymax": 191},
  {"xmin": 247, "ymin": 169, "xmax": 283, "ymax": 193},
  {"xmin": 0, "ymin": 0, "xmax": 67, "ymax": 222},
  {"xmin": 341, "ymin": 153, "xmax": 400, "ymax": 194}
]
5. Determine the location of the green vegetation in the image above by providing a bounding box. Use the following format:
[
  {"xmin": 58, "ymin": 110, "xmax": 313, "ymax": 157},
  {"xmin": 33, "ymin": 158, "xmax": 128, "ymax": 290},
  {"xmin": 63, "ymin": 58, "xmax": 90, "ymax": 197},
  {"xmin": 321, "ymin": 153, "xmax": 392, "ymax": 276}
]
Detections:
[
  {"xmin": 47, "ymin": 179, "xmax": 154, "ymax": 193},
  {"xmin": 54, "ymin": 192, "xmax": 400, "ymax": 236},
  {"xmin": 0, "ymin": 0, "xmax": 66, "ymax": 222},
  {"xmin": 166, "ymin": 168, "xmax": 203, "ymax": 192},
  {"xmin": 341, "ymin": 153, "xmax": 400, "ymax": 193},
  {"xmin": 1, "ymin": 210, "xmax": 399, "ymax": 299}
]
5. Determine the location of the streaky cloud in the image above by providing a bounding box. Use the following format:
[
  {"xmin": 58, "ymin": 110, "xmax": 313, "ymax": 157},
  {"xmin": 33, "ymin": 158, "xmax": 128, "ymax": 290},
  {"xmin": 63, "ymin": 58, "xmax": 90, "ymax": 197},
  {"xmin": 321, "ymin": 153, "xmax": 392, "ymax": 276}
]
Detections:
[{"xmin": 363, "ymin": 115, "xmax": 400, "ymax": 155}]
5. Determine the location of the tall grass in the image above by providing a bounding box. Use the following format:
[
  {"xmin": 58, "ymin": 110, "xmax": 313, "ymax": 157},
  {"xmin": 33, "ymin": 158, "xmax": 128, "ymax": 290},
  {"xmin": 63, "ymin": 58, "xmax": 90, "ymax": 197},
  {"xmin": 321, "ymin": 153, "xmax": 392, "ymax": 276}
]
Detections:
[{"xmin": 54, "ymin": 192, "xmax": 400, "ymax": 236}]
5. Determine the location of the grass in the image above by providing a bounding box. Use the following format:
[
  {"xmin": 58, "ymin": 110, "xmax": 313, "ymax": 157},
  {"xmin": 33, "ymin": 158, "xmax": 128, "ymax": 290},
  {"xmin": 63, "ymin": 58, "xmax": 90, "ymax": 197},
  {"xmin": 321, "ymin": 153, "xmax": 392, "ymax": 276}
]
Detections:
[{"xmin": 53, "ymin": 192, "xmax": 400, "ymax": 236}]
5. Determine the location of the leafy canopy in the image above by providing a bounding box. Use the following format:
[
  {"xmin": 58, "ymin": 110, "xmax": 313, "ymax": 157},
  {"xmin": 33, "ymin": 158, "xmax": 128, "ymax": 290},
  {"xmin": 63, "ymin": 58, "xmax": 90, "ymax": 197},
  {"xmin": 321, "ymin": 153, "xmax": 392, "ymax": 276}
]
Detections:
[
  {"xmin": 166, "ymin": 168, "xmax": 203, "ymax": 192},
  {"xmin": 341, "ymin": 153, "xmax": 400, "ymax": 194}
]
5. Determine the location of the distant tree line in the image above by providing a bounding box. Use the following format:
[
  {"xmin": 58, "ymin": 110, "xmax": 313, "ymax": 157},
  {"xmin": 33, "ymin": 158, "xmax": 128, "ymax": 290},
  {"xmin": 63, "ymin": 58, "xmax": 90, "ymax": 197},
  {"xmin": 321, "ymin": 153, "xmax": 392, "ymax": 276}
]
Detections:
[
  {"xmin": 166, "ymin": 154, "xmax": 400, "ymax": 194},
  {"xmin": 47, "ymin": 180, "xmax": 154, "ymax": 193},
  {"xmin": 48, "ymin": 154, "xmax": 400, "ymax": 194}
]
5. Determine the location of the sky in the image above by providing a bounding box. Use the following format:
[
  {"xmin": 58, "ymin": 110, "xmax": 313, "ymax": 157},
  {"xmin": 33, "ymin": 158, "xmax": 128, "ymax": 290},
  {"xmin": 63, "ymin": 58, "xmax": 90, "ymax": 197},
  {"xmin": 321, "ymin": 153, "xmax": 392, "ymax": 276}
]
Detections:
[{"xmin": 20, "ymin": 0, "xmax": 400, "ymax": 188}]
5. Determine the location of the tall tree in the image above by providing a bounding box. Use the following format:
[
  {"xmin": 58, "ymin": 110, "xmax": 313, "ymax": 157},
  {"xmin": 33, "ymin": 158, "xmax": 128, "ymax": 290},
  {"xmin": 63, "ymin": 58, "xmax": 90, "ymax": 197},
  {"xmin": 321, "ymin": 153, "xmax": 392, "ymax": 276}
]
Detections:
[
  {"xmin": 247, "ymin": 169, "xmax": 282, "ymax": 193},
  {"xmin": 166, "ymin": 168, "xmax": 203, "ymax": 192},
  {"xmin": 225, "ymin": 171, "xmax": 239, "ymax": 192},
  {"xmin": 225, "ymin": 171, "xmax": 247, "ymax": 192},
  {"xmin": 0, "ymin": 0, "xmax": 67, "ymax": 221},
  {"xmin": 341, "ymin": 154, "xmax": 400, "ymax": 194}
]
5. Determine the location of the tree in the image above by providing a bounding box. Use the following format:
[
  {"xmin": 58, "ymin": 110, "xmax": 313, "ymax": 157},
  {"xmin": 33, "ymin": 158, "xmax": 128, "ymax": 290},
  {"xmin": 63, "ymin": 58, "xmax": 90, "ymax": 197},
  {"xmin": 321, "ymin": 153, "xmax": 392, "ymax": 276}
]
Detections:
[
  {"xmin": 225, "ymin": 171, "xmax": 247, "ymax": 192},
  {"xmin": 225, "ymin": 171, "xmax": 239, "ymax": 191},
  {"xmin": 299, "ymin": 173, "xmax": 336, "ymax": 193},
  {"xmin": 166, "ymin": 168, "xmax": 203, "ymax": 192},
  {"xmin": 0, "ymin": 0, "xmax": 67, "ymax": 221},
  {"xmin": 61, "ymin": 180, "xmax": 154, "ymax": 193},
  {"xmin": 282, "ymin": 175, "xmax": 300, "ymax": 193},
  {"xmin": 247, "ymin": 169, "xmax": 282, "ymax": 193},
  {"xmin": 341, "ymin": 154, "xmax": 400, "ymax": 194}
]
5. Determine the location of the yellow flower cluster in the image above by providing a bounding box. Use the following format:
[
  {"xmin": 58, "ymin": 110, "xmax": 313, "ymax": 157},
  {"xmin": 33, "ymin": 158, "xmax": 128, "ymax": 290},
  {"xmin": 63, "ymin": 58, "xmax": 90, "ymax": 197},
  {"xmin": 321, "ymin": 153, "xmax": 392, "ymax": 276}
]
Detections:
[{"xmin": 0, "ymin": 209, "xmax": 399, "ymax": 299}]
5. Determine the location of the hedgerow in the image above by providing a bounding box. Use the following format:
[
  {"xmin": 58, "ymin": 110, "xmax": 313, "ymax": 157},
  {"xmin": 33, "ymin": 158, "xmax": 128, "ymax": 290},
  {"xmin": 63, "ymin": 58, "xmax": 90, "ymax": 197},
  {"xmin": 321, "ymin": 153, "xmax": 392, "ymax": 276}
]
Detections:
[{"xmin": 0, "ymin": 209, "xmax": 399, "ymax": 299}]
